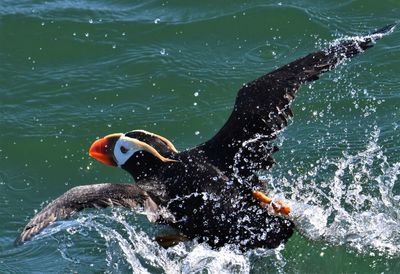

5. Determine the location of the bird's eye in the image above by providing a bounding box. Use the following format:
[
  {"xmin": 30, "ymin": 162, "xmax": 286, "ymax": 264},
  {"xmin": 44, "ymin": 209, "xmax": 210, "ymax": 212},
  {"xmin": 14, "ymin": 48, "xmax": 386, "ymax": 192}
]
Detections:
[{"xmin": 120, "ymin": 146, "xmax": 128, "ymax": 154}]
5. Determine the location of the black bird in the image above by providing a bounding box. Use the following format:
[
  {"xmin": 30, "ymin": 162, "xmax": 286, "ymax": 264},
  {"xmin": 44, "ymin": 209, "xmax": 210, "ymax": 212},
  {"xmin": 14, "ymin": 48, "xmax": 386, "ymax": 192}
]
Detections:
[{"xmin": 16, "ymin": 24, "xmax": 395, "ymax": 250}]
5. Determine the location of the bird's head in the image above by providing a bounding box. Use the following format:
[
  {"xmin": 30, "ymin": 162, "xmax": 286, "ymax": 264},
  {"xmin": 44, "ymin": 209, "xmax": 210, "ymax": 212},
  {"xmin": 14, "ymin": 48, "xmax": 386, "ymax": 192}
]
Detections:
[{"xmin": 89, "ymin": 130, "xmax": 178, "ymax": 179}]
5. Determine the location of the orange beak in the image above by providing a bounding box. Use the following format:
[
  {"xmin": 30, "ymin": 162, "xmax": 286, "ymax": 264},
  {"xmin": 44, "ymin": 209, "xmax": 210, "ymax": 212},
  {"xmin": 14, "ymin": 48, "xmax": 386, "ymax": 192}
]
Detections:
[{"xmin": 89, "ymin": 133, "xmax": 122, "ymax": 166}]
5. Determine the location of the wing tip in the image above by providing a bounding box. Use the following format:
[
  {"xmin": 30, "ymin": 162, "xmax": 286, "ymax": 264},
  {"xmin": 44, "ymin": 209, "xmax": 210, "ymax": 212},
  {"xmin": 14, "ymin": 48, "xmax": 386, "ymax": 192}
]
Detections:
[
  {"xmin": 15, "ymin": 225, "xmax": 38, "ymax": 246},
  {"xmin": 327, "ymin": 23, "xmax": 396, "ymax": 61},
  {"xmin": 371, "ymin": 23, "xmax": 397, "ymax": 37},
  {"xmin": 14, "ymin": 238, "xmax": 23, "ymax": 246},
  {"xmin": 14, "ymin": 232, "xmax": 28, "ymax": 246}
]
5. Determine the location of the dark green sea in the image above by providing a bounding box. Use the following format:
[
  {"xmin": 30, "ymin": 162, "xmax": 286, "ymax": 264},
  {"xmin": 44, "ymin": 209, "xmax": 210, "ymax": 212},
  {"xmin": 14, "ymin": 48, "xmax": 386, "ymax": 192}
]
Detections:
[{"xmin": 1, "ymin": 1, "xmax": 400, "ymax": 273}]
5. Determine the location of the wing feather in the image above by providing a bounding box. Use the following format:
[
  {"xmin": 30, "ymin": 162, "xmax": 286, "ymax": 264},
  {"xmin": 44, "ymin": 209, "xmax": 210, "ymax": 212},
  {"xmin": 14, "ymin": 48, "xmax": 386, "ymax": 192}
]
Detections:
[
  {"xmin": 195, "ymin": 24, "xmax": 395, "ymax": 176},
  {"xmin": 16, "ymin": 183, "xmax": 152, "ymax": 245}
]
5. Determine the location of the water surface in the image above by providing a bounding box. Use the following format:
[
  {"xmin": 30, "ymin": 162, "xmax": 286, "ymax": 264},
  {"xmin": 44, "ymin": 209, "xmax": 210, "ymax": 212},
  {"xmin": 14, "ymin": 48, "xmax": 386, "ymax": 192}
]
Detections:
[{"xmin": 1, "ymin": 1, "xmax": 400, "ymax": 273}]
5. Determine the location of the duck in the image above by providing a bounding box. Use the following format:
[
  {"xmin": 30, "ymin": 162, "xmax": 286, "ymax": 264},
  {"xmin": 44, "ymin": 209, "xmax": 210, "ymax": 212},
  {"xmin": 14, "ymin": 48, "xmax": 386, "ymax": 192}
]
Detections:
[{"xmin": 16, "ymin": 24, "xmax": 395, "ymax": 250}]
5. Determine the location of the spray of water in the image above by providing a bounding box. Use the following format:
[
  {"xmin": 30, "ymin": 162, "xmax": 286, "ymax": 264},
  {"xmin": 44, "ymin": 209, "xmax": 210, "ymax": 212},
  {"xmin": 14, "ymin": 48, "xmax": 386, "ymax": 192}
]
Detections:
[{"xmin": 262, "ymin": 126, "xmax": 400, "ymax": 256}]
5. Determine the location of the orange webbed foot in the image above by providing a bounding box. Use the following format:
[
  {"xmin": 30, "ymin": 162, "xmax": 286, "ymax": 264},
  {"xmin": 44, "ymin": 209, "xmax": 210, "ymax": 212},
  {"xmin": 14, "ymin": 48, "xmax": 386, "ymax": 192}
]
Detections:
[{"xmin": 252, "ymin": 191, "xmax": 291, "ymax": 215}]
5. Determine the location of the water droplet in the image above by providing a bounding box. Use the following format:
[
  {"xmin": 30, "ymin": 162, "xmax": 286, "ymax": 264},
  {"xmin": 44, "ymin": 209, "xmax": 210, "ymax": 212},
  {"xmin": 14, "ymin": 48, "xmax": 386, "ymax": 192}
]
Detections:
[{"xmin": 194, "ymin": 92, "xmax": 199, "ymax": 97}]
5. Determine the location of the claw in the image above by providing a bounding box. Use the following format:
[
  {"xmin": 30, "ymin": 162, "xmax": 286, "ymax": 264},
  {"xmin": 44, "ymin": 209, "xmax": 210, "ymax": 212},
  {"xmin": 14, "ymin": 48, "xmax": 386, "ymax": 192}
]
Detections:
[{"xmin": 252, "ymin": 191, "xmax": 291, "ymax": 215}]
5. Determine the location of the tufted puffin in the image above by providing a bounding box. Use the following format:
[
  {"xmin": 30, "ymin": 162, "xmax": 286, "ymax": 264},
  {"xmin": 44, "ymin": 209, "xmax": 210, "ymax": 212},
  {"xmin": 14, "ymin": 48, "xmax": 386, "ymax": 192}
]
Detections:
[{"xmin": 16, "ymin": 24, "xmax": 395, "ymax": 250}]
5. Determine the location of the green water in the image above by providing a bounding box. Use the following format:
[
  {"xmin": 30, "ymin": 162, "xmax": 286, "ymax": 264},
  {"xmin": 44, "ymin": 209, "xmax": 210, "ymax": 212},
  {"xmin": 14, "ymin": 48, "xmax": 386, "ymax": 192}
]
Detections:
[{"xmin": 1, "ymin": 1, "xmax": 400, "ymax": 273}]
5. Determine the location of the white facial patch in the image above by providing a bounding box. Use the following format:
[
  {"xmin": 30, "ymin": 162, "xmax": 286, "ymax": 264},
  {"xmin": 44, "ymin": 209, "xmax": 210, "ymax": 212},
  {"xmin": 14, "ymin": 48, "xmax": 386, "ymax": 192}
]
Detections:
[{"xmin": 113, "ymin": 134, "xmax": 141, "ymax": 166}]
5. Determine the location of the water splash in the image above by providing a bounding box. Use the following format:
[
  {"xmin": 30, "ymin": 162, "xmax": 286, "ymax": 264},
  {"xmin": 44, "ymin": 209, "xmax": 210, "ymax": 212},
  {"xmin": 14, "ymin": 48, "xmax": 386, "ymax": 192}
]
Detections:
[
  {"xmin": 44, "ymin": 212, "xmax": 258, "ymax": 273},
  {"xmin": 263, "ymin": 126, "xmax": 400, "ymax": 255}
]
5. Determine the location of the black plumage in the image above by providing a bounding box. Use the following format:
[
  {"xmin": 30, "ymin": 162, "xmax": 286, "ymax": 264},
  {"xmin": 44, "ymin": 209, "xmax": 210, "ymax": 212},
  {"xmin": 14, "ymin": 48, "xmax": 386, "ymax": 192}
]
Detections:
[{"xmin": 16, "ymin": 24, "xmax": 395, "ymax": 249}]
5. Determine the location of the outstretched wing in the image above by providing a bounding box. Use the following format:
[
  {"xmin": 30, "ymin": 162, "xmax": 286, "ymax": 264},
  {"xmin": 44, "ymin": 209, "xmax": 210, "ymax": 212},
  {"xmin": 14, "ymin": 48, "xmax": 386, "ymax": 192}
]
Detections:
[
  {"xmin": 16, "ymin": 183, "xmax": 157, "ymax": 245},
  {"xmin": 194, "ymin": 24, "xmax": 396, "ymax": 176}
]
